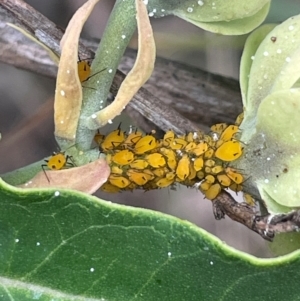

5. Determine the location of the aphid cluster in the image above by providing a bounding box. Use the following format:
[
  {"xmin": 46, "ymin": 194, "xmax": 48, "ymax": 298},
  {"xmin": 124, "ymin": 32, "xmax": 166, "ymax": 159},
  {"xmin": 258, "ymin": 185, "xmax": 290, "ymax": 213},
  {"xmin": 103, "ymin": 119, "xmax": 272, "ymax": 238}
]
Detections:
[{"xmin": 95, "ymin": 113, "xmax": 244, "ymax": 200}]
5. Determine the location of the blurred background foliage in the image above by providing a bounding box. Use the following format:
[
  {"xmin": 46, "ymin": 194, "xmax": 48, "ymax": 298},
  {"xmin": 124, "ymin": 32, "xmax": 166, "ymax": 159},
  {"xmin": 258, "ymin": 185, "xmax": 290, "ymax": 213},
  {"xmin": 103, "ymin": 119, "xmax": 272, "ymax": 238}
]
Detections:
[{"xmin": 0, "ymin": 0, "xmax": 299, "ymax": 257}]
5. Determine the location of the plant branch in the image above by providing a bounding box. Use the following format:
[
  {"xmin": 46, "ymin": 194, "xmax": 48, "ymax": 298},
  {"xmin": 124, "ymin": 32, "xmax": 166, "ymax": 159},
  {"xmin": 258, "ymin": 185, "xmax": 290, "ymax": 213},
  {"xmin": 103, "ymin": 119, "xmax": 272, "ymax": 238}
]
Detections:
[{"xmin": 0, "ymin": 0, "xmax": 242, "ymax": 135}]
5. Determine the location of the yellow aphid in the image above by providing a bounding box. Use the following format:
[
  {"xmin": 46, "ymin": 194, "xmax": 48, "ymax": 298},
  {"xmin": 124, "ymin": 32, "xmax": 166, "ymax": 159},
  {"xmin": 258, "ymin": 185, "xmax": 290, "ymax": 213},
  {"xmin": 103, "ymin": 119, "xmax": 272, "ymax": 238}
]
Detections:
[
  {"xmin": 146, "ymin": 153, "xmax": 166, "ymax": 168},
  {"xmin": 220, "ymin": 125, "xmax": 239, "ymax": 142},
  {"xmin": 166, "ymin": 172, "xmax": 175, "ymax": 180},
  {"xmin": 112, "ymin": 150, "xmax": 134, "ymax": 165},
  {"xmin": 109, "ymin": 175, "xmax": 131, "ymax": 188},
  {"xmin": 101, "ymin": 182, "xmax": 120, "ymax": 193},
  {"xmin": 111, "ymin": 166, "xmax": 123, "ymax": 174},
  {"xmin": 94, "ymin": 131, "xmax": 105, "ymax": 145},
  {"xmin": 211, "ymin": 165, "xmax": 223, "ymax": 174},
  {"xmin": 186, "ymin": 132, "xmax": 195, "ymax": 142},
  {"xmin": 176, "ymin": 154, "xmax": 190, "ymax": 181},
  {"xmin": 229, "ymin": 183, "xmax": 243, "ymax": 193},
  {"xmin": 184, "ymin": 142, "xmax": 197, "ymax": 153},
  {"xmin": 215, "ymin": 140, "xmax": 243, "ymax": 161},
  {"xmin": 152, "ymin": 168, "xmax": 167, "ymax": 177},
  {"xmin": 156, "ymin": 177, "xmax": 174, "ymax": 188},
  {"xmin": 204, "ymin": 159, "xmax": 215, "ymax": 167},
  {"xmin": 217, "ymin": 174, "xmax": 231, "ymax": 187},
  {"xmin": 163, "ymin": 130, "xmax": 175, "ymax": 146},
  {"xmin": 243, "ymin": 193, "xmax": 256, "ymax": 206},
  {"xmin": 188, "ymin": 163, "xmax": 197, "ymax": 180},
  {"xmin": 123, "ymin": 131, "xmax": 143, "ymax": 148},
  {"xmin": 205, "ymin": 183, "xmax": 221, "ymax": 200},
  {"xmin": 160, "ymin": 148, "xmax": 177, "ymax": 170},
  {"xmin": 130, "ymin": 159, "xmax": 149, "ymax": 170},
  {"xmin": 127, "ymin": 169, "xmax": 154, "ymax": 185},
  {"xmin": 193, "ymin": 157, "xmax": 204, "ymax": 171},
  {"xmin": 77, "ymin": 59, "xmax": 91, "ymax": 82},
  {"xmin": 204, "ymin": 167, "xmax": 212, "ymax": 174},
  {"xmin": 196, "ymin": 171, "xmax": 205, "ymax": 180},
  {"xmin": 191, "ymin": 142, "xmax": 208, "ymax": 156},
  {"xmin": 225, "ymin": 167, "xmax": 244, "ymax": 184},
  {"xmin": 204, "ymin": 148, "xmax": 214, "ymax": 159},
  {"xmin": 134, "ymin": 135, "xmax": 157, "ymax": 154},
  {"xmin": 46, "ymin": 152, "xmax": 69, "ymax": 170},
  {"xmin": 200, "ymin": 181, "xmax": 212, "ymax": 191},
  {"xmin": 205, "ymin": 174, "xmax": 215, "ymax": 184},
  {"xmin": 169, "ymin": 138, "xmax": 187, "ymax": 150},
  {"xmin": 211, "ymin": 123, "xmax": 227, "ymax": 134},
  {"xmin": 235, "ymin": 112, "xmax": 244, "ymax": 126},
  {"xmin": 101, "ymin": 128, "xmax": 125, "ymax": 151}
]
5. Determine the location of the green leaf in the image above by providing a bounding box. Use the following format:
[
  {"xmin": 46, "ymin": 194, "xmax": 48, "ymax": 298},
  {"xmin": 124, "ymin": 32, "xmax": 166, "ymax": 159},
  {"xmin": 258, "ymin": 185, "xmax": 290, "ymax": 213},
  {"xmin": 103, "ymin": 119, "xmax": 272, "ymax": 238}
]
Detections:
[
  {"xmin": 1, "ymin": 179, "xmax": 300, "ymax": 300},
  {"xmin": 147, "ymin": 0, "xmax": 270, "ymax": 35},
  {"xmin": 240, "ymin": 15, "xmax": 300, "ymax": 140}
]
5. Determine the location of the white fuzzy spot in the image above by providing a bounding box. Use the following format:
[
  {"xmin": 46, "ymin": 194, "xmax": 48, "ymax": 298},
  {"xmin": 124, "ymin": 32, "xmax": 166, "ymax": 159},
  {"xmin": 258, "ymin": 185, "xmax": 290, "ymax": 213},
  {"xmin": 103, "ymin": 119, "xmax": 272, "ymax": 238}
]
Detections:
[
  {"xmin": 143, "ymin": 0, "xmax": 148, "ymax": 5},
  {"xmin": 276, "ymin": 49, "xmax": 282, "ymax": 54},
  {"xmin": 168, "ymin": 252, "xmax": 172, "ymax": 257},
  {"xmin": 90, "ymin": 267, "xmax": 95, "ymax": 272},
  {"xmin": 121, "ymin": 34, "xmax": 126, "ymax": 39},
  {"xmin": 264, "ymin": 179, "xmax": 269, "ymax": 184},
  {"xmin": 108, "ymin": 119, "xmax": 113, "ymax": 124},
  {"xmin": 210, "ymin": 261, "xmax": 214, "ymax": 265},
  {"xmin": 60, "ymin": 90, "xmax": 65, "ymax": 97},
  {"xmin": 54, "ymin": 191, "xmax": 60, "ymax": 196},
  {"xmin": 286, "ymin": 57, "xmax": 291, "ymax": 62},
  {"xmin": 108, "ymin": 69, "xmax": 113, "ymax": 73},
  {"xmin": 263, "ymin": 51, "xmax": 269, "ymax": 56},
  {"xmin": 36, "ymin": 242, "xmax": 40, "ymax": 246},
  {"xmin": 91, "ymin": 114, "xmax": 97, "ymax": 119},
  {"xmin": 67, "ymin": 70, "xmax": 70, "ymax": 74},
  {"xmin": 187, "ymin": 7, "xmax": 193, "ymax": 12},
  {"xmin": 15, "ymin": 239, "xmax": 19, "ymax": 243},
  {"xmin": 289, "ymin": 25, "xmax": 294, "ymax": 31},
  {"xmin": 148, "ymin": 12, "xmax": 154, "ymax": 17},
  {"xmin": 267, "ymin": 157, "xmax": 270, "ymax": 161},
  {"xmin": 198, "ymin": 0, "xmax": 204, "ymax": 5},
  {"xmin": 251, "ymin": 56, "xmax": 255, "ymax": 60}
]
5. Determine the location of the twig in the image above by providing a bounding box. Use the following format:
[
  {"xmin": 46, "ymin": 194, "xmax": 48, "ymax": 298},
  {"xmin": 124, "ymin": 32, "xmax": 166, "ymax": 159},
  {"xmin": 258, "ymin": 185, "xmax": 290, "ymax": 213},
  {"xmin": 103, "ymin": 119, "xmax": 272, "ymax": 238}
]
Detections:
[{"xmin": 213, "ymin": 191, "xmax": 300, "ymax": 241}]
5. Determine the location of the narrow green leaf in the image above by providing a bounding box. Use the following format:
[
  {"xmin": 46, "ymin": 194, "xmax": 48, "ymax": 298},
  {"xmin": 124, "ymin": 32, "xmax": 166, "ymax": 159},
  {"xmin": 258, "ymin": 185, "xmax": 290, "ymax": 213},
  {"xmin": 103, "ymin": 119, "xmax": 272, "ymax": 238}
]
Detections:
[
  {"xmin": 147, "ymin": 0, "xmax": 270, "ymax": 35},
  {"xmin": 1, "ymin": 180, "xmax": 300, "ymax": 300}
]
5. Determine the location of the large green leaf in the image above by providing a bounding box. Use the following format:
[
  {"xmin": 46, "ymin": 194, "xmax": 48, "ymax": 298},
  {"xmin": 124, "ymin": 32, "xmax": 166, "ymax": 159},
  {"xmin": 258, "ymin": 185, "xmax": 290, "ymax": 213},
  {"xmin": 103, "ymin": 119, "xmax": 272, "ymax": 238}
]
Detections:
[
  {"xmin": 239, "ymin": 14, "xmax": 300, "ymax": 140},
  {"xmin": 1, "ymin": 179, "xmax": 300, "ymax": 300},
  {"xmin": 147, "ymin": 0, "xmax": 270, "ymax": 35}
]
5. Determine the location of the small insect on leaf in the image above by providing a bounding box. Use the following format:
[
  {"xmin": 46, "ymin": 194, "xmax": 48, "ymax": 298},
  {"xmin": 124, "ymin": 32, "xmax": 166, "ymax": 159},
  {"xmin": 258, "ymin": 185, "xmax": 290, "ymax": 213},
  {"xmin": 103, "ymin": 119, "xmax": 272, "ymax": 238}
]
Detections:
[
  {"xmin": 127, "ymin": 169, "xmax": 154, "ymax": 185},
  {"xmin": 77, "ymin": 58, "xmax": 92, "ymax": 83}
]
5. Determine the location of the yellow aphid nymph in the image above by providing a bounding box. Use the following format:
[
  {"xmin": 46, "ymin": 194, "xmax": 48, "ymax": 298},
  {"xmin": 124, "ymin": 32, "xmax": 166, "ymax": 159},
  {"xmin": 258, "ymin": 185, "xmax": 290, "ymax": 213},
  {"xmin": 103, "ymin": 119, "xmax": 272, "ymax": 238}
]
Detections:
[
  {"xmin": 205, "ymin": 183, "xmax": 221, "ymax": 200},
  {"xmin": 101, "ymin": 128, "xmax": 125, "ymax": 151},
  {"xmin": 225, "ymin": 167, "xmax": 244, "ymax": 184},
  {"xmin": 146, "ymin": 153, "xmax": 166, "ymax": 168},
  {"xmin": 109, "ymin": 175, "xmax": 131, "ymax": 188},
  {"xmin": 215, "ymin": 140, "xmax": 243, "ymax": 161},
  {"xmin": 112, "ymin": 150, "xmax": 135, "ymax": 165},
  {"xmin": 176, "ymin": 154, "xmax": 190, "ymax": 181},
  {"xmin": 77, "ymin": 59, "xmax": 91, "ymax": 82},
  {"xmin": 220, "ymin": 125, "xmax": 239, "ymax": 142},
  {"xmin": 210, "ymin": 123, "xmax": 227, "ymax": 134},
  {"xmin": 134, "ymin": 135, "xmax": 157, "ymax": 154}
]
